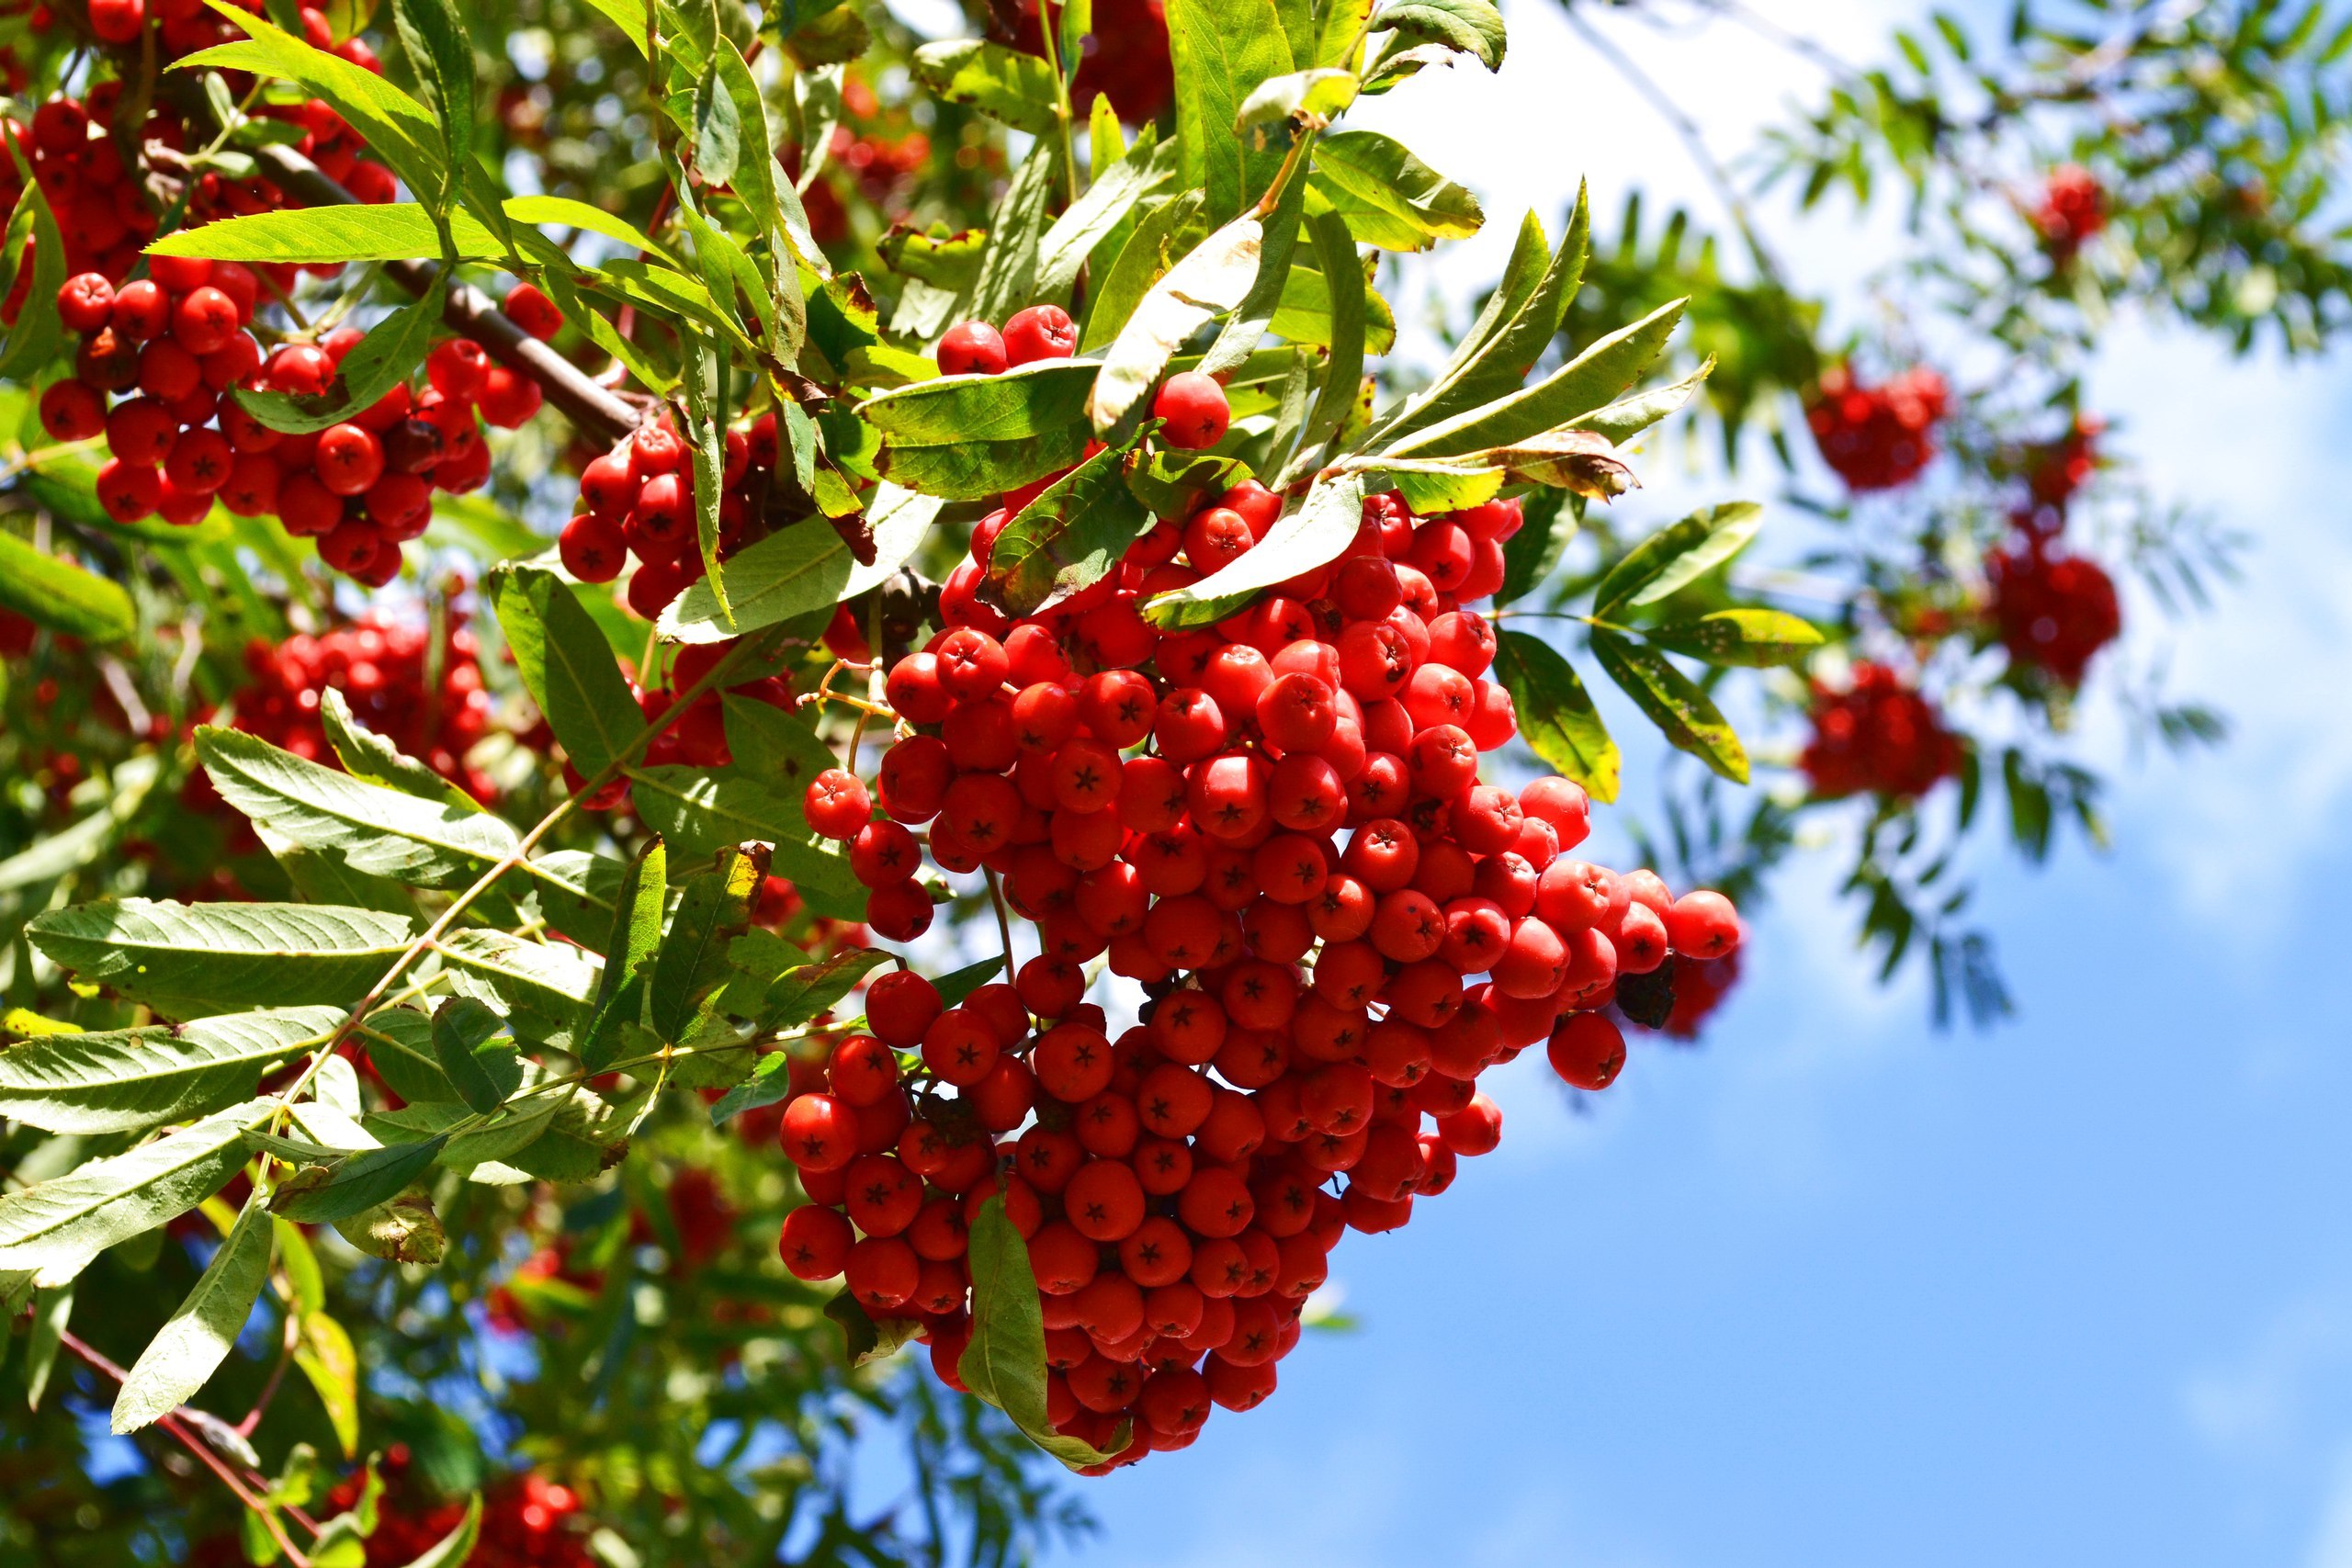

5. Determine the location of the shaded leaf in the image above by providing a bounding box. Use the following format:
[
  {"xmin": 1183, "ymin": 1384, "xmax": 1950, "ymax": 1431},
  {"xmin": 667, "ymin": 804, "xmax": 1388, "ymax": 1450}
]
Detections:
[
  {"xmin": 26, "ymin": 901, "xmax": 411, "ymax": 1018},
  {"xmin": 649, "ymin": 843, "xmax": 767, "ymax": 1045},
  {"xmin": 1589, "ymin": 629, "xmax": 1748, "ymax": 784},
  {"xmin": 752, "ymin": 947, "xmax": 897, "ymax": 1032},
  {"xmin": 291, "ymin": 1311, "xmax": 360, "ymax": 1456},
  {"xmin": 662, "ymin": 488, "xmax": 937, "ymax": 641},
  {"xmin": 0, "ymin": 1101, "xmax": 274, "ymax": 1282},
  {"xmin": 623, "ymin": 769, "xmax": 862, "ymax": 918},
  {"xmin": 910, "ymin": 39, "xmax": 1058, "ymax": 133},
  {"xmin": 1591, "ymin": 502, "xmax": 1764, "ymax": 616},
  {"xmin": 987, "ymin": 438, "xmax": 1151, "ymax": 615},
  {"xmin": 578, "ymin": 840, "xmax": 666, "ymax": 1074},
  {"xmin": 1142, "ymin": 472, "xmax": 1366, "ymax": 627},
  {"xmin": 1373, "ymin": 0, "xmax": 1506, "ymax": 69},
  {"xmin": 1088, "ymin": 209, "xmax": 1264, "ymax": 434},
  {"xmin": 1166, "ymin": 0, "xmax": 1296, "ymax": 221},
  {"xmin": 960, "ymin": 1195, "xmax": 1125, "ymax": 1469},
  {"xmin": 1309, "ymin": 130, "xmax": 1483, "ymax": 252},
  {"xmin": 319, "ymin": 690, "xmax": 479, "ymax": 813},
  {"xmin": 489, "ymin": 564, "xmax": 642, "ymax": 780},
  {"xmin": 0, "ymin": 532, "xmax": 135, "ymax": 643},
  {"xmin": 1644, "ymin": 609, "xmax": 1822, "ymax": 668},
  {"xmin": 429, "ymin": 997, "xmax": 516, "ymax": 1115},
  {"xmin": 111, "ymin": 1195, "xmax": 273, "ymax": 1434},
  {"xmin": 271, "ymin": 1138, "xmax": 448, "ymax": 1224},
  {"xmin": 332, "ymin": 1193, "xmax": 444, "ymax": 1267},
  {"xmin": 0, "ymin": 1005, "xmax": 340, "ymax": 1134},
  {"xmin": 1492, "ymin": 630, "xmax": 1619, "ymax": 803},
  {"xmin": 1496, "ymin": 490, "xmax": 1577, "ymax": 606}
]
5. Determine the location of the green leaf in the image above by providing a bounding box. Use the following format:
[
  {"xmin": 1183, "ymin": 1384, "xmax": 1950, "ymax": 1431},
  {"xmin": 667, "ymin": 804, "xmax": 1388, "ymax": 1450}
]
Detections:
[
  {"xmin": 1166, "ymin": 0, "xmax": 1296, "ymax": 222},
  {"xmin": 388, "ymin": 0, "xmax": 474, "ymax": 199},
  {"xmin": 23, "ymin": 1284, "xmax": 70, "ymax": 1408},
  {"xmin": 1589, "ymin": 629, "xmax": 1748, "ymax": 784},
  {"xmin": 578, "ymin": 840, "xmax": 665, "ymax": 1074},
  {"xmin": 183, "ymin": 4, "xmax": 446, "ymax": 204},
  {"xmin": 933, "ymin": 956, "xmax": 1006, "ymax": 1010},
  {"xmin": 1142, "ymin": 471, "xmax": 1366, "ymax": 627},
  {"xmin": 960, "ymin": 1195, "xmax": 1125, "ymax": 1469},
  {"xmin": 273, "ymin": 1216, "xmax": 325, "ymax": 1314},
  {"xmin": 0, "ymin": 1006, "xmax": 341, "ymax": 1134},
  {"xmin": 1391, "ymin": 296, "xmax": 1686, "ymax": 458},
  {"xmin": 1234, "ymin": 68, "xmax": 1359, "ymax": 133},
  {"xmin": 1496, "ymin": 490, "xmax": 1576, "ymax": 606},
  {"xmin": 623, "ymin": 769, "xmax": 863, "ymax": 918},
  {"xmin": 311, "ymin": 691, "xmax": 476, "ymax": 818},
  {"xmin": 503, "ymin": 195, "xmax": 672, "ymax": 261},
  {"xmin": 649, "ymin": 843, "xmax": 765, "ymax": 1045},
  {"xmin": 0, "ymin": 532, "xmax": 136, "ymax": 643},
  {"xmin": 1590, "ymin": 502, "xmax": 1764, "ymax": 616},
  {"xmin": 750, "ymin": 945, "xmax": 896, "ymax": 1032},
  {"xmin": 1309, "ymin": 130, "xmax": 1483, "ymax": 252},
  {"xmin": 237, "ymin": 278, "xmax": 449, "ymax": 435},
  {"xmin": 430, "ymin": 997, "xmax": 517, "ymax": 1115},
  {"xmin": 1291, "ymin": 208, "xmax": 1364, "ymax": 462},
  {"xmin": 1492, "ymin": 629, "xmax": 1619, "ymax": 803},
  {"xmin": 438, "ymin": 931, "xmax": 599, "ymax": 1039},
  {"xmin": 1088, "ymin": 209, "xmax": 1265, "ymax": 434},
  {"xmin": 826, "ymin": 1289, "xmax": 920, "ymax": 1366},
  {"xmin": 662, "ymin": 485, "xmax": 937, "ymax": 642},
  {"xmin": 291, "ymin": 1310, "xmax": 361, "ymax": 1456},
  {"xmin": 350, "ymin": 1010, "xmax": 457, "ymax": 1105},
  {"xmin": 1372, "ymin": 0, "xmax": 1506, "ymax": 69},
  {"xmin": 0, "ymin": 186, "xmax": 65, "ymax": 384},
  {"xmin": 332, "ymin": 1192, "xmax": 445, "ymax": 1267},
  {"xmin": 146, "ymin": 204, "xmax": 501, "ymax": 263},
  {"xmin": 862, "ymin": 359, "xmax": 1099, "ymax": 497},
  {"xmin": 707, "ymin": 1052, "xmax": 792, "ymax": 1125},
  {"xmin": 1124, "ymin": 450, "xmax": 1250, "ymax": 518},
  {"xmin": 987, "ymin": 438, "xmax": 1151, "ymax": 615},
  {"xmin": 1569, "ymin": 357, "xmax": 1712, "ymax": 445},
  {"xmin": 910, "ymin": 39, "xmax": 1058, "ymax": 134},
  {"xmin": 27, "ymin": 902, "xmax": 413, "ymax": 1019},
  {"xmin": 110, "ymin": 1194, "xmax": 273, "ymax": 1434},
  {"xmin": 967, "ymin": 136, "xmax": 1069, "ymax": 330},
  {"xmin": 197, "ymin": 726, "xmax": 521, "ymax": 890},
  {"xmin": 1036, "ymin": 135, "xmax": 1176, "ymax": 302},
  {"xmin": 270, "ymin": 1137, "xmax": 447, "ymax": 1224},
  {"xmin": 0, "ymin": 1100, "xmax": 274, "ymax": 1281},
  {"xmin": 1080, "ymin": 190, "xmax": 1209, "ymax": 355},
  {"xmin": 1644, "ymin": 608, "xmax": 1822, "ymax": 668},
  {"xmin": 488, "ymin": 565, "xmax": 641, "ymax": 780}
]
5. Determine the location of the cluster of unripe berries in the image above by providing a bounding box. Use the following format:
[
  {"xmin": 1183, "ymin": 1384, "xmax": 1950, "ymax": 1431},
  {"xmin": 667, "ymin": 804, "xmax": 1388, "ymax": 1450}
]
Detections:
[
  {"xmin": 1800, "ymin": 661, "xmax": 1962, "ymax": 800},
  {"xmin": 767, "ymin": 479, "xmax": 1742, "ymax": 1466},
  {"xmin": 937, "ymin": 304, "xmax": 1231, "ymax": 451},
  {"xmin": 1807, "ymin": 365, "xmax": 1950, "ymax": 492},
  {"xmin": 2032, "ymin": 164, "xmax": 2108, "ymax": 265},
  {"xmin": 219, "ymin": 611, "xmax": 503, "ymax": 799},
  {"xmin": 40, "ymin": 253, "xmax": 554, "ymax": 584}
]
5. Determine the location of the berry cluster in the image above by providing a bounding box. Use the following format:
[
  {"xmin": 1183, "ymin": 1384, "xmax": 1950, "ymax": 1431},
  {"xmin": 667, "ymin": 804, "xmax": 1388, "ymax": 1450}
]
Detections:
[
  {"xmin": 1806, "ymin": 365, "xmax": 1950, "ymax": 492},
  {"xmin": 767, "ymin": 477, "xmax": 1740, "ymax": 1467},
  {"xmin": 40, "ymin": 254, "xmax": 548, "ymax": 584},
  {"xmin": 2033, "ymin": 164, "xmax": 2107, "ymax": 265},
  {"xmin": 222, "ymin": 611, "xmax": 502, "ymax": 798},
  {"xmin": 558, "ymin": 411, "xmax": 792, "ymax": 622},
  {"xmin": 1988, "ymin": 539, "xmax": 2121, "ymax": 688},
  {"xmin": 1800, "ymin": 661, "xmax": 1962, "ymax": 799},
  {"xmin": 2023, "ymin": 412, "xmax": 2103, "ymax": 513}
]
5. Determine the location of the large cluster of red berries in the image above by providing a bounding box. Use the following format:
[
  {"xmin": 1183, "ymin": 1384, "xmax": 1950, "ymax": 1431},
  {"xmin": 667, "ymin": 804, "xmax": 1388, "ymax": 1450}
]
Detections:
[
  {"xmin": 1800, "ymin": 661, "xmax": 1962, "ymax": 799},
  {"xmin": 224, "ymin": 609, "xmax": 503, "ymax": 798},
  {"xmin": 2032, "ymin": 164, "xmax": 2107, "ymax": 265},
  {"xmin": 762, "ymin": 468, "xmax": 1741, "ymax": 1468},
  {"xmin": 186, "ymin": 1455, "xmax": 591, "ymax": 1568},
  {"xmin": 1807, "ymin": 365, "xmax": 1950, "ymax": 492},
  {"xmin": 2023, "ymin": 412, "xmax": 2102, "ymax": 513},
  {"xmin": 1987, "ymin": 539, "xmax": 2120, "ymax": 688},
  {"xmin": 40, "ymin": 251, "xmax": 548, "ymax": 585}
]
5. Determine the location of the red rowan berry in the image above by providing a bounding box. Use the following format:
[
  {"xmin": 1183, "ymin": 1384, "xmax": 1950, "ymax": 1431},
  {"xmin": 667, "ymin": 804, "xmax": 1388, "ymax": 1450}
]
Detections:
[
  {"xmin": 802, "ymin": 767, "xmax": 871, "ymax": 840},
  {"xmin": 937, "ymin": 320, "xmax": 1009, "ymax": 376},
  {"xmin": 1154, "ymin": 372, "xmax": 1230, "ymax": 449},
  {"xmin": 503, "ymin": 281, "xmax": 563, "ymax": 340},
  {"xmin": 865, "ymin": 877, "xmax": 935, "ymax": 942},
  {"xmin": 778, "ymin": 1204, "xmax": 854, "ymax": 1280},
  {"xmin": 781, "ymin": 1093, "xmax": 857, "ymax": 1170},
  {"xmin": 1002, "ymin": 304, "xmax": 1078, "ymax": 366},
  {"xmin": 845, "ymin": 1235, "xmax": 920, "ymax": 1310},
  {"xmin": 1547, "ymin": 1011, "xmax": 1626, "ymax": 1090}
]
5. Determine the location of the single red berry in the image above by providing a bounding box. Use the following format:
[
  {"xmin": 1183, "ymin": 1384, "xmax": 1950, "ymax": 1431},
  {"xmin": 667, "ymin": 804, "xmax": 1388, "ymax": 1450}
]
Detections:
[
  {"xmin": 1153, "ymin": 372, "xmax": 1230, "ymax": 449},
  {"xmin": 503, "ymin": 281, "xmax": 564, "ymax": 340},
  {"xmin": 937, "ymin": 320, "xmax": 1009, "ymax": 376},
  {"xmin": 1002, "ymin": 304, "xmax": 1077, "ymax": 367}
]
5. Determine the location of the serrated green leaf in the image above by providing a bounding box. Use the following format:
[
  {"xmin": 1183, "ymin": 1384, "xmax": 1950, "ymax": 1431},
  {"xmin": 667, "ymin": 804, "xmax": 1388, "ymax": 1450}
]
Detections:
[
  {"xmin": 1087, "ymin": 209, "xmax": 1264, "ymax": 434},
  {"xmin": 707, "ymin": 1051, "xmax": 793, "ymax": 1125},
  {"xmin": 318, "ymin": 690, "xmax": 480, "ymax": 814},
  {"xmin": 910, "ymin": 39, "xmax": 1058, "ymax": 134},
  {"xmin": 1142, "ymin": 471, "xmax": 1366, "ymax": 627},
  {"xmin": 754, "ymin": 947, "xmax": 897, "ymax": 1032},
  {"xmin": 429, "ymin": 997, "xmax": 516, "ymax": 1115},
  {"xmin": 661, "ymin": 485, "xmax": 938, "ymax": 640},
  {"xmin": 389, "ymin": 0, "xmax": 475, "ymax": 201},
  {"xmin": 1036, "ymin": 135, "xmax": 1176, "ymax": 301},
  {"xmin": 826, "ymin": 1289, "xmax": 921, "ymax": 1365},
  {"xmin": 237, "ymin": 276, "xmax": 447, "ymax": 436},
  {"xmin": 0, "ymin": 1100, "xmax": 274, "ymax": 1281},
  {"xmin": 396, "ymin": 1495, "xmax": 481, "ymax": 1568},
  {"xmin": 1496, "ymin": 490, "xmax": 1577, "ymax": 606},
  {"xmin": 650, "ymin": 843, "xmax": 765, "ymax": 1045},
  {"xmin": 350, "ymin": 1009, "xmax": 457, "ymax": 1105},
  {"xmin": 0, "ymin": 185, "xmax": 65, "ymax": 384},
  {"xmin": 270, "ymin": 1137, "xmax": 447, "ymax": 1224},
  {"xmin": 23, "ymin": 1284, "xmax": 70, "ymax": 1408},
  {"xmin": 987, "ymin": 437, "xmax": 1151, "ymax": 615},
  {"xmin": 111, "ymin": 1194, "xmax": 273, "ymax": 1434},
  {"xmin": 197, "ymin": 726, "xmax": 520, "ymax": 890},
  {"xmin": 27, "ymin": 901, "xmax": 413, "ymax": 1018},
  {"xmin": 291, "ymin": 1310, "xmax": 360, "ymax": 1456},
  {"xmin": 622, "ymin": 768, "xmax": 863, "ymax": 919},
  {"xmin": 0, "ymin": 1007, "xmax": 340, "ymax": 1135},
  {"xmin": 438, "ymin": 931, "xmax": 598, "ymax": 1043},
  {"xmin": 578, "ymin": 840, "xmax": 665, "ymax": 1074},
  {"xmin": 1644, "ymin": 608, "xmax": 1822, "ymax": 667},
  {"xmin": 1309, "ymin": 130, "xmax": 1483, "ymax": 252},
  {"xmin": 1590, "ymin": 502, "xmax": 1764, "ymax": 616},
  {"xmin": 968, "ymin": 136, "xmax": 1067, "ymax": 327},
  {"xmin": 933, "ymin": 956, "xmax": 1006, "ymax": 1010},
  {"xmin": 1589, "ymin": 629, "xmax": 1748, "ymax": 784},
  {"xmin": 961, "ymin": 1195, "xmax": 1126, "ymax": 1469},
  {"xmin": 489, "ymin": 564, "xmax": 642, "ymax": 781},
  {"xmin": 0, "ymin": 532, "xmax": 136, "ymax": 644},
  {"xmin": 1124, "ymin": 450, "xmax": 1250, "ymax": 518},
  {"xmin": 1372, "ymin": 0, "xmax": 1505, "ymax": 69},
  {"xmin": 1392, "ymin": 296, "xmax": 1685, "ymax": 458},
  {"xmin": 1166, "ymin": 0, "xmax": 1296, "ymax": 222},
  {"xmin": 1492, "ymin": 629, "xmax": 1619, "ymax": 803}
]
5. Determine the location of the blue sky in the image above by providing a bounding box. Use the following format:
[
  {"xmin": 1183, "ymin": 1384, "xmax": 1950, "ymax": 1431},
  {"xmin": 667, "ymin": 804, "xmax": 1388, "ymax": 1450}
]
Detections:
[{"xmin": 1057, "ymin": 5, "xmax": 2352, "ymax": 1563}]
